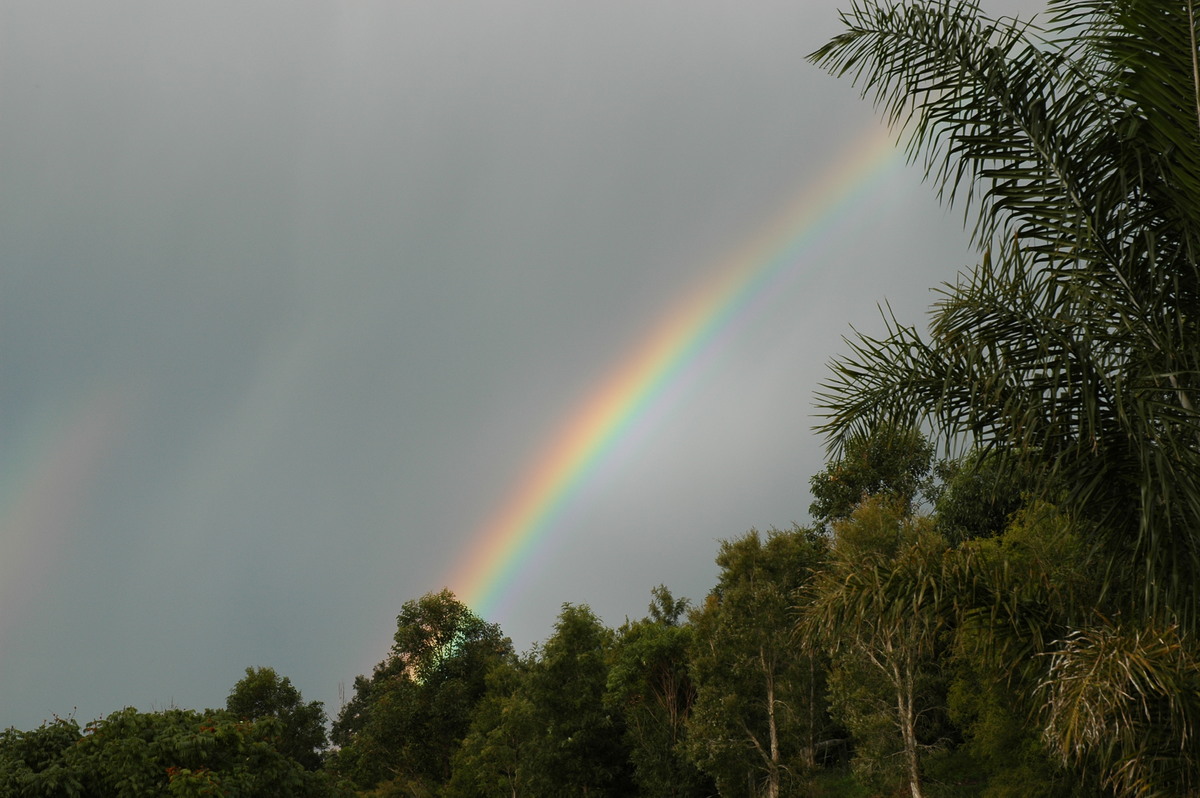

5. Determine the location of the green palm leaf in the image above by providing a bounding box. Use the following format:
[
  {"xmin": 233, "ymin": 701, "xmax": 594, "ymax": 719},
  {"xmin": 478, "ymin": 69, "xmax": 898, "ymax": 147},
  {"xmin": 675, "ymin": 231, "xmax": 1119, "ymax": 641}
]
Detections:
[{"xmin": 811, "ymin": 0, "xmax": 1200, "ymax": 629}]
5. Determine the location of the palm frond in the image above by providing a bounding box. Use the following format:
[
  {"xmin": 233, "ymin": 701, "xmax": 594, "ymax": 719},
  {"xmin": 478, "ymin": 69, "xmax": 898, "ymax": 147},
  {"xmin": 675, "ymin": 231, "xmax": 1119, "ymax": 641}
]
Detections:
[
  {"xmin": 811, "ymin": 0, "xmax": 1200, "ymax": 629},
  {"xmin": 1041, "ymin": 619, "xmax": 1200, "ymax": 796}
]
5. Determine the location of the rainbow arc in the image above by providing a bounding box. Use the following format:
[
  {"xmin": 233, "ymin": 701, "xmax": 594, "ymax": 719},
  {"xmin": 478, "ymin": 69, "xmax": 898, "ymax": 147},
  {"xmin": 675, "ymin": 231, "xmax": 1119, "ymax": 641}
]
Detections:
[{"xmin": 447, "ymin": 124, "xmax": 904, "ymax": 618}]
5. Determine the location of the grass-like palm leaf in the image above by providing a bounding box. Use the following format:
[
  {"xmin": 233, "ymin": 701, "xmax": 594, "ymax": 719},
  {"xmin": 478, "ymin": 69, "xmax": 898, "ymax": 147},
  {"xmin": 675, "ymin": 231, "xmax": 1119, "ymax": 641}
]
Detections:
[{"xmin": 1042, "ymin": 619, "xmax": 1200, "ymax": 796}]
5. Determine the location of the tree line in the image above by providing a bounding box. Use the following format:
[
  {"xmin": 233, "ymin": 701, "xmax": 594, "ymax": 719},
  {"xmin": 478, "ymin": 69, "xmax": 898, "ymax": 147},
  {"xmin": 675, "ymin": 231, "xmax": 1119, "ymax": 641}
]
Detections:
[
  {"xmin": 3, "ymin": 0, "xmax": 1198, "ymax": 794},
  {"xmin": 0, "ymin": 429, "xmax": 1181, "ymax": 797}
]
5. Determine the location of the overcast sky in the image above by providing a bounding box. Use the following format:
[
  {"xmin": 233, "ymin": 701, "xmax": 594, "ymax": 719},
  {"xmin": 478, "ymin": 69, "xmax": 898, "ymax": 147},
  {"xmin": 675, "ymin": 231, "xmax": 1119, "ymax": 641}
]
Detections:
[{"xmin": 1, "ymin": 0, "xmax": 1045, "ymax": 730}]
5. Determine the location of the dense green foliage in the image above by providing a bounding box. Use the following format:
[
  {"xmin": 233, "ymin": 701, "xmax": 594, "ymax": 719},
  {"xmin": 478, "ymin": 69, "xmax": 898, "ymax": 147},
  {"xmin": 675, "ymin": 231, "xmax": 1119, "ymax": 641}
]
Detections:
[
  {"xmin": 808, "ymin": 424, "xmax": 935, "ymax": 527},
  {"xmin": 688, "ymin": 528, "xmax": 831, "ymax": 798},
  {"xmin": 802, "ymin": 499, "xmax": 953, "ymax": 798},
  {"xmin": 5, "ymin": 0, "xmax": 1196, "ymax": 794},
  {"xmin": 521, "ymin": 604, "xmax": 634, "ymax": 796},
  {"xmin": 327, "ymin": 589, "xmax": 513, "ymax": 794},
  {"xmin": 227, "ymin": 666, "xmax": 328, "ymax": 771},
  {"xmin": 607, "ymin": 588, "xmax": 713, "ymax": 798},
  {"xmin": 0, "ymin": 708, "xmax": 348, "ymax": 797}
]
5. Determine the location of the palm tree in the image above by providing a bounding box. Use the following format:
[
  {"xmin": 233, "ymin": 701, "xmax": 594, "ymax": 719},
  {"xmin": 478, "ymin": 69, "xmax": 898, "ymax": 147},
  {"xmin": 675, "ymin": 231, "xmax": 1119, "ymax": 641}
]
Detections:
[
  {"xmin": 810, "ymin": 0, "xmax": 1200, "ymax": 792},
  {"xmin": 1041, "ymin": 618, "xmax": 1200, "ymax": 796},
  {"xmin": 812, "ymin": 0, "xmax": 1200, "ymax": 633}
]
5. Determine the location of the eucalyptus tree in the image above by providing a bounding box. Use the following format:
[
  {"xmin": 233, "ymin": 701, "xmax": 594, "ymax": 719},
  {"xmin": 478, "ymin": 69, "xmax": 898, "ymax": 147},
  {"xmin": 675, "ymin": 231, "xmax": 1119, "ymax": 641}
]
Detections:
[
  {"xmin": 687, "ymin": 527, "xmax": 830, "ymax": 798},
  {"xmin": 521, "ymin": 603, "xmax": 634, "ymax": 797},
  {"xmin": 948, "ymin": 500, "xmax": 1103, "ymax": 797},
  {"xmin": 807, "ymin": 423, "xmax": 935, "ymax": 529},
  {"xmin": 800, "ymin": 498, "xmax": 953, "ymax": 798},
  {"xmin": 810, "ymin": 1, "xmax": 1200, "ymax": 792},
  {"xmin": 449, "ymin": 604, "xmax": 635, "ymax": 797},
  {"xmin": 606, "ymin": 587, "xmax": 712, "ymax": 798},
  {"xmin": 445, "ymin": 655, "xmax": 539, "ymax": 798}
]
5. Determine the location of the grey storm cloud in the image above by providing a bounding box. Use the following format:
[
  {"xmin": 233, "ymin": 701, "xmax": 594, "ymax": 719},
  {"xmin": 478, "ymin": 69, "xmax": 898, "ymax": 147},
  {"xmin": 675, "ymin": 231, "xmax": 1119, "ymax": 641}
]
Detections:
[{"xmin": 0, "ymin": 0, "xmax": 1045, "ymax": 729}]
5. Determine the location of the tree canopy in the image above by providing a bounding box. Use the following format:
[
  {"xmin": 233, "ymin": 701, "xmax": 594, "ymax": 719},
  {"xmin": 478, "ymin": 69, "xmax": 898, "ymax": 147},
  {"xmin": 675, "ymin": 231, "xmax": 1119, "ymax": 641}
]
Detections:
[
  {"xmin": 226, "ymin": 666, "xmax": 327, "ymax": 771},
  {"xmin": 329, "ymin": 589, "xmax": 512, "ymax": 793}
]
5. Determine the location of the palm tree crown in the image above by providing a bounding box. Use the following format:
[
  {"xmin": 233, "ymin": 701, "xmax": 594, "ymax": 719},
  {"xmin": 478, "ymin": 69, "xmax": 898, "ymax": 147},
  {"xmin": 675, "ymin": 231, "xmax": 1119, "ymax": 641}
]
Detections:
[{"xmin": 811, "ymin": 0, "xmax": 1200, "ymax": 630}]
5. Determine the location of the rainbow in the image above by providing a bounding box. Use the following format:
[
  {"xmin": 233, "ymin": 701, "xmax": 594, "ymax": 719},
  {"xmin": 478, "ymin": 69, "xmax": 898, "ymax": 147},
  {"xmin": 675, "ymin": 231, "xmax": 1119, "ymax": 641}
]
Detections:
[
  {"xmin": 448, "ymin": 124, "xmax": 904, "ymax": 618},
  {"xmin": 0, "ymin": 385, "xmax": 126, "ymax": 635}
]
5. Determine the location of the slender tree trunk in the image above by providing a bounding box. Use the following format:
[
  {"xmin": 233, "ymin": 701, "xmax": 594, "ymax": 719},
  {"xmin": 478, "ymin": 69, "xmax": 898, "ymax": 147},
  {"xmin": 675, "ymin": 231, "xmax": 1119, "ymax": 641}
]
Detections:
[
  {"xmin": 896, "ymin": 663, "xmax": 924, "ymax": 798},
  {"xmin": 802, "ymin": 655, "xmax": 817, "ymax": 770},
  {"xmin": 763, "ymin": 647, "xmax": 780, "ymax": 798}
]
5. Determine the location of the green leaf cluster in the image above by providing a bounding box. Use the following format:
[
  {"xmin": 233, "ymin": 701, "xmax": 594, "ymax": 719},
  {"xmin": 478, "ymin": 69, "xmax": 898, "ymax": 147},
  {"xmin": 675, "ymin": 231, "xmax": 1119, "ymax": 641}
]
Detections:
[
  {"xmin": 327, "ymin": 589, "xmax": 512, "ymax": 793},
  {"xmin": 226, "ymin": 666, "xmax": 328, "ymax": 771},
  {"xmin": 0, "ymin": 707, "xmax": 345, "ymax": 797}
]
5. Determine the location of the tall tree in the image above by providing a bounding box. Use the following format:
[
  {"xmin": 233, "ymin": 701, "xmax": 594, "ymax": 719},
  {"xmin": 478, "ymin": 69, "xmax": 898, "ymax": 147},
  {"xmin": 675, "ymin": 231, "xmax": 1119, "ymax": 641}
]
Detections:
[
  {"xmin": 521, "ymin": 603, "xmax": 633, "ymax": 797},
  {"xmin": 226, "ymin": 666, "xmax": 327, "ymax": 770},
  {"xmin": 686, "ymin": 527, "xmax": 830, "ymax": 798},
  {"xmin": 945, "ymin": 500, "xmax": 1101, "ymax": 797},
  {"xmin": 606, "ymin": 587, "xmax": 713, "ymax": 798},
  {"xmin": 445, "ymin": 655, "xmax": 539, "ymax": 798},
  {"xmin": 800, "ymin": 498, "xmax": 953, "ymax": 798},
  {"xmin": 329, "ymin": 589, "xmax": 512, "ymax": 793}
]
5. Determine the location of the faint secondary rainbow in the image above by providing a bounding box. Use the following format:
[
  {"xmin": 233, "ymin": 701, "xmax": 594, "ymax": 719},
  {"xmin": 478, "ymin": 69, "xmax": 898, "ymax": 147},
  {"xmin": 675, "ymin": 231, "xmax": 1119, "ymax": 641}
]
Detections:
[
  {"xmin": 448, "ymin": 124, "xmax": 904, "ymax": 618},
  {"xmin": 0, "ymin": 385, "xmax": 127, "ymax": 639}
]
